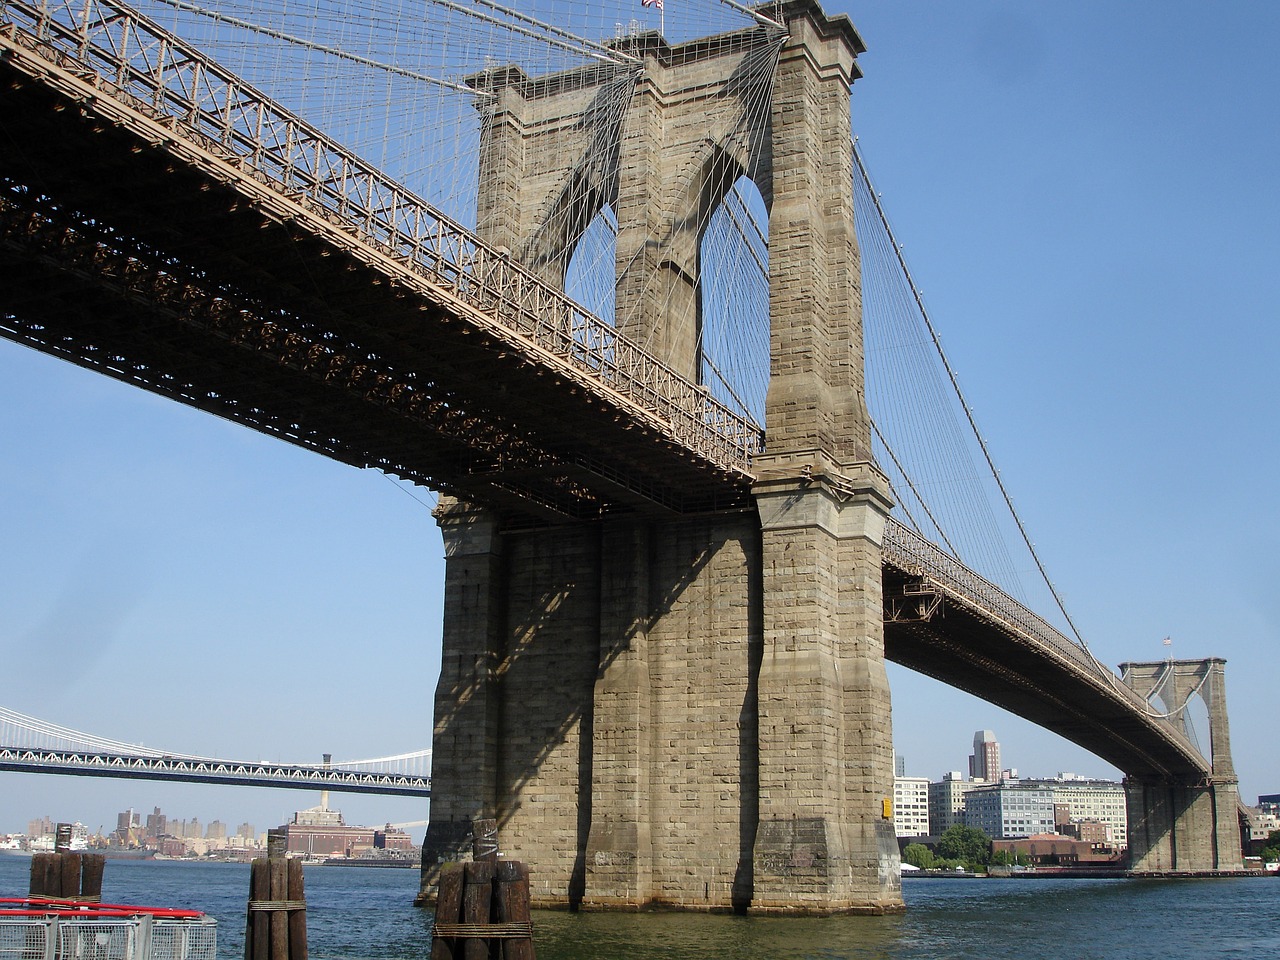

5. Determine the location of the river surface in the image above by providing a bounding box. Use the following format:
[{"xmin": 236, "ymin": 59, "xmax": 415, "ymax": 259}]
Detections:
[{"xmin": 2, "ymin": 856, "xmax": 1278, "ymax": 959}]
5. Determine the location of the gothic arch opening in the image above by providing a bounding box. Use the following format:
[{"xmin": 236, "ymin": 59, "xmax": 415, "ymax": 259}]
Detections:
[
  {"xmin": 1181, "ymin": 691, "xmax": 1213, "ymax": 764},
  {"xmin": 699, "ymin": 173, "xmax": 770, "ymax": 425},
  {"xmin": 564, "ymin": 203, "xmax": 618, "ymax": 326}
]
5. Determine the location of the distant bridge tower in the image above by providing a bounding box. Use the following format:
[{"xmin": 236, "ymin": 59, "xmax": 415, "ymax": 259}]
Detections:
[
  {"xmin": 419, "ymin": 0, "xmax": 901, "ymax": 913},
  {"xmin": 1119, "ymin": 658, "xmax": 1243, "ymax": 872}
]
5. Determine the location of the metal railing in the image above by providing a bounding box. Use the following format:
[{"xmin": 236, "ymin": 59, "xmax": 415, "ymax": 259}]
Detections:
[
  {"xmin": 882, "ymin": 517, "xmax": 1107, "ymax": 679},
  {"xmin": 0, "ymin": 0, "xmax": 764, "ymax": 477}
]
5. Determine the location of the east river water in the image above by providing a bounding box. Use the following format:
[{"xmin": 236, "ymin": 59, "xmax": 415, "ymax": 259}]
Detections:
[{"xmin": 2, "ymin": 856, "xmax": 1278, "ymax": 959}]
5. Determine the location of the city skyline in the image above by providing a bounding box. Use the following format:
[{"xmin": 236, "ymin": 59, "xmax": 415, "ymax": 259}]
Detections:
[
  {"xmin": 1, "ymin": 0, "xmax": 1277, "ymax": 836},
  {"xmin": 3, "ymin": 786, "xmax": 429, "ymax": 844}
]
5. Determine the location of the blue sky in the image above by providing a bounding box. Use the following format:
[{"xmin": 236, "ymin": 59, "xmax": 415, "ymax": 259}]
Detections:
[{"xmin": 1, "ymin": 0, "xmax": 1277, "ymax": 839}]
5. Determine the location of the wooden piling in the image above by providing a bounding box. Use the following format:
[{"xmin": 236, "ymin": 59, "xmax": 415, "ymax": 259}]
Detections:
[
  {"xmin": 81, "ymin": 854, "xmax": 105, "ymax": 901},
  {"xmin": 245, "ymin": 854, "xmax": 307, "ymax": 960},
  {"xmin": 29, "ymin": 853, "xmax": 54, "ymax": 897},
  {"xmin": 431, "ymin": 860, "xmax": 534, "ymax": 960},
  {"xmin": 249, "ymin": 859, "xmax": 270, "ymax": 960},
  {"xmin": 430, "ymin": 864, "xmax": 465, "ymax": 960},
  {"xmin": 430, "ymin": 822, "xmax": 534, "ymax": 959},
  {"xmin": 495, "ymin": 861, "xmax": 533, "ymax": 960},
  {"xmin": 462, "ymin": 861, "xmax": 495, "ymax": 960},
  {"xmin": 287, "ymin": 859, "xmax": 307, "ymax": 960},
  {"xmin": 269, "ymin": 858, "xmax": 289, "ymax": 960},
  {"xmin": 59, "ymin": 853, "xmax": 81, "ymax": 899}
]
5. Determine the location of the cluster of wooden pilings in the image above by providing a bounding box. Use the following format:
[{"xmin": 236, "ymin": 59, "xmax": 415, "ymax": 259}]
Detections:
[
  {"xmin": 430, "ymin": 820, "xmax": 534, "ymax": 960},
  {"xmin": 27, "ymin": 852, "xmax": 105, "ymax": 901},
  {"xmin": 244, "ymin": 832, "xmax": 307, "ymax": 960}
]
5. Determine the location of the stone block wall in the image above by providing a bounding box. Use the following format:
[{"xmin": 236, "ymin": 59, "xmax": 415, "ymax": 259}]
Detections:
[{"xmin": 421, "ymin": 508, "xmax": 766, "ymax": 910}]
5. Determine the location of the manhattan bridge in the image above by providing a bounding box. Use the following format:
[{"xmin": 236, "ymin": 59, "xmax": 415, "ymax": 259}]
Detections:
[{"xmin": 0, "ymin": 0, "xmax": 1245, "ymax": 912}]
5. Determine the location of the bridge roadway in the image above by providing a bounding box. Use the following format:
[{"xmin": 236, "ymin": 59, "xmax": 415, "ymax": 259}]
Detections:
[
  {"xmin": 0, "ymin": 747, "xmax": 432, "ymax": 797},
  {"xmin": 881, "ymin": 523, "xmax": 1208, "ymax": 782},
  {"xmin": 0, "ymin": 0, "xmax": 760, "ymax": 523},
  {"xmin": 0, "ymin": 0, "xmax": 1212, "ymax": 790}
]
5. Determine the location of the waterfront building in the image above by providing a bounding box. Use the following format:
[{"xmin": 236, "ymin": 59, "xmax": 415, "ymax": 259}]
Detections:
[
  {"xmin": 893, "ymin": 777, "xmax": 930, "ymax": 838},
  {"xmin": 1064, "ymin": 820, "xmax": 1113, "ymax": 845},
  {"xmin": 276, "ymin": 805, "xmax": 413, "ymax": 859},
  {"xmin": 991, "ymin": 832, "xmax": 1123, "ymax": 865},
  {"xmin": 928, "ymin": 772, "xmax": 978, "ymax": 834},
  {"xmin": 1245, "ymin": 808, "xmax": 1280, "ymax": 846},
  {"xmin": 964, "ymin": 782, "xmax": 1056, "ymax": 839},
  {"xmin": 1020, "ymin": 777, "xmax": 1127, "ymax": 846},
  {"xmin": 969, "ymin": 730, "xmax": 1001, "ymax": 783}
]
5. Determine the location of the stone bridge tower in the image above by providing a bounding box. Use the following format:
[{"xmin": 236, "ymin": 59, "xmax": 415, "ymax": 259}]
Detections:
[
  {"xmin": 419, "ymin": 0, "xmax": 902, "ymax": 913},
  {"xmin": 1120, "ymin": 658, "xmax": 1243, "ymax": 872}
]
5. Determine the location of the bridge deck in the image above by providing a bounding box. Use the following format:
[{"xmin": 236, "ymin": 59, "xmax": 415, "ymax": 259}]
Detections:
[
  {"xmin": 0, "ymin": 0, "xmax": 759, "ymax": 523},
  {"xmin": 0, "ymin": 747, "xmax": 431, "ymax": 796},
  {"xmin": 882, "ymin": 520, "xmax": 1210, "ymax": 781}
]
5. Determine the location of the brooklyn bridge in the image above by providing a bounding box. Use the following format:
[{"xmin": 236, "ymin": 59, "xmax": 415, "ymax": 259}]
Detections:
[{"xmin": 0, "ymin": 0, "xmax": 1246, "ymax": 913}]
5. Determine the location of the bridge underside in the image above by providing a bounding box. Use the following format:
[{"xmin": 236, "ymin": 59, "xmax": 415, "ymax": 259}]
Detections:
[
  {"xmin": 0, "ymin": 60, "xmax": 748, "ymax": 523},
  {"xmin": 882, "ymin": 565, "xmax": 1203, "ymax": 782}
]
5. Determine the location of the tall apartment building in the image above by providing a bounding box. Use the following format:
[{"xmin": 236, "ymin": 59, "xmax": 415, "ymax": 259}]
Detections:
[
  {"xmin": 968, "ymin": 730, "xmax": 1001, "ymax": 783},
  {"xmin": 893, "ymin": 777, "xmax": 931, "ymax": 838},
  {"xmin": 929, "ymin": 772, "xmax": 979, "ymax": 834}
]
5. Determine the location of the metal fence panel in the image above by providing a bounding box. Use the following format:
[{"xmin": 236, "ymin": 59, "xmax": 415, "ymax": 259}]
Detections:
[{"xmin": 0, "ymin": 916, "xmax": 214, "ymax": 960}]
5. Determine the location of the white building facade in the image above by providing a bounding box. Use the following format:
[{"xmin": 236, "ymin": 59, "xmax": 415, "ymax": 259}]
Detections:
[{"xmin": 893, "ymin": 777, "xmax": 931, "ymax": 838}]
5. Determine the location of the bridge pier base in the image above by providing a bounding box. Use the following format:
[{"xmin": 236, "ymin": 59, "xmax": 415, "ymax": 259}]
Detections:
[
  {"xmin": 750, "ymin": 467, "xmax": 901, "ymax": 913},
  {"xmin": 418, "ymin": 481, "xmax": 902, "ymax": 913},
  {"xmin": 420, "ymin": 500, "xmax": 770, "ymax": 911},
  {"xmin": 1125, "ymin": 778, "xmax": 1243, "ymax": 873}
]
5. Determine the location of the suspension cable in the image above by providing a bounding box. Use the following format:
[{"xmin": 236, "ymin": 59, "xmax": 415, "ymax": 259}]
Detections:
[
  {"xmin": 144, "ymin": 0, "xmax": 487, "ymax": 97},
  {"xmin": 467, "ymin": 0, "xmax": 643, "ymax": 64},
  {"xmin": 852, "ymin": 137, "xmax": 1089, "ymax": 650},
  {"xmin": 428, "ymin": 0, "xmax": 638, "ymax": 65}
]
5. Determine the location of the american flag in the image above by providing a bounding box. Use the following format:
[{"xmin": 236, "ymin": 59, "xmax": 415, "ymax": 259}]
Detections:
[{"xmin": 641, "ymin": 0, "xmax": 662, "ymax": 8}]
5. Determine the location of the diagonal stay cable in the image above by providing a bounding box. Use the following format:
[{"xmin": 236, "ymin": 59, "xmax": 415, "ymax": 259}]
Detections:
[
  {"xmin": 852, "ymin": 137, "xmax": 1089, "ymax": 651},
  {"xmin": 872, "ymin": 417, "xmax": 959, "ymax": 558}
]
